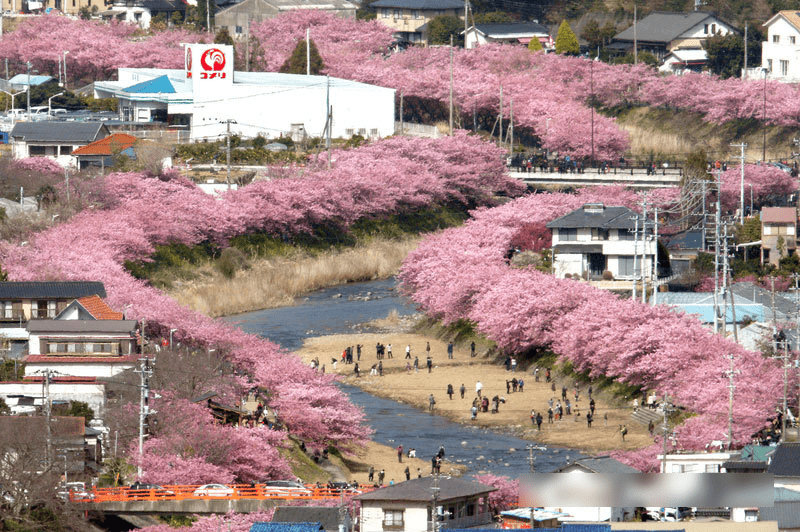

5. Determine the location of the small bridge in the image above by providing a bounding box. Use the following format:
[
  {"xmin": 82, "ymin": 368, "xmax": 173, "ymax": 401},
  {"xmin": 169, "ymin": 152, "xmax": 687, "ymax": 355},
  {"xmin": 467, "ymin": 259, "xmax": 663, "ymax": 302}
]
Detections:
[
  {"xmin": 509, "ymin": 167, "xmax": 682, "ymax": 189},
  {"xmin": 74, "ymin": 485, "xmax": 371, "ymax": 515}
]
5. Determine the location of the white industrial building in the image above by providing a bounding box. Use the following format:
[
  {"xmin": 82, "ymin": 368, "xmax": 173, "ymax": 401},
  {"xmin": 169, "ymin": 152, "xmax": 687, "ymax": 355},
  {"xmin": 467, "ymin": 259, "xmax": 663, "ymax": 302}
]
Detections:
[{"xmin": 93, "ymin": 43, "xmax": 396, "ymax": 142}]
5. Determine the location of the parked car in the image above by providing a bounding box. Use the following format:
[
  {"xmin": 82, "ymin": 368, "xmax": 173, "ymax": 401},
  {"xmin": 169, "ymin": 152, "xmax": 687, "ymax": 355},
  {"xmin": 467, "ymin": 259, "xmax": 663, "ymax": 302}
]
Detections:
[
  {"xmin": 193, "ymin": 484, "xmax": 235, "ymax": 497},
  {"xmin": 260, "ymin": 480, "xmax": 312, "ymax": 497},
  {"xmin": 128, "ymin": 482, "xmax": 174, "ymax": 498},
  {"xmin": 326, "ymin": 481, "xmax": 362, "ymax": 494},
  {"xmin": 57, "ymin": 482, "xmax": 93, "ymax": 501}
]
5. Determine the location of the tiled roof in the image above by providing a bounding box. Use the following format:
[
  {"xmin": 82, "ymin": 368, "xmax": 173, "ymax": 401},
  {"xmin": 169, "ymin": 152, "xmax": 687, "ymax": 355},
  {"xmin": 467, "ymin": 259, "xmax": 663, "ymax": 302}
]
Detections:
[
  {"xmin": 75, "ymin": 295, "xmax": 124, "ymax": 320},
  {"xmin": 614, "ymin": 11, "xmax": 726, "ymax": 43},
  {"xmin": 546, "ymin": 204, "xmax": 638, "ymax": 230},
  {"xmin": 10, "ymin": 122, "xmax": 109, "ymax": 144},
  {"xmin": 23, "ymin": 376, "xmax": 98, "ymax": 383},
  {"xmin": 356, "ymin": 477, "xmax": 494, "ymax": 502},
  {"xmin": 758, "ymin": 501, "xmax": 800, "ymax": 528},
  {"xmin": 26, "ymin": 319, "xmax": 137, "ymax": 333},
  {"xmin": 72, "ymin": 133, "xmax": 137, "ymax": 157},
  {"xmin": 767, "ymin": 442, "xmax": 800, "ymax": 476},
  {"xmin": 766, "ymin": 10, "xmax": 800, "ymax": 32},
  {"xmin": 273, "ymin": 507, "xmax": 341, "ymax": 531},
  {"xmin": 0, "ymin": 415, "xmax": 85, "ymax": 437},
  {"xmin": 371, "ymin": 0, "xmax": 464, "ymax": 9},
  {"xmin": 0, "ymin": 281, "xmax": 106, "ymax": 299},
  {"xmin": 554, "ymin": 455, "xmax": 640, "ymax": 473},
  {"xmin": 23, "ymin": 353, "xmax": 139, "ymax": 364},
  {"xmin": 762, "ymin": 206, "xmax": 796, "ymax": 223},
  {"xmin": 473, "ymin": 22, "xmax": 549, "ymax": 37},
  {"xmin": 8, "ymin": 74, "xmax": 55, "ymax": 86}
]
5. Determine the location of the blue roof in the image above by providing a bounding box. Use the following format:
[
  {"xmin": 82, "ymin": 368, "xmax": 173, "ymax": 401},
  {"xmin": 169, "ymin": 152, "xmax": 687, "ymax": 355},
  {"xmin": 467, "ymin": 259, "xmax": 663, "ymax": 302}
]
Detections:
[
  {"xmin": 8, "ymin": 74, "xmax": 54, "ymax": 86},
  {"xmin": 249, "ymin": 523, "xmax": 323, "ymax": 532},
  {"xmin": 123, "ymin": 74, "xmax": 176, "ymax": 94}
]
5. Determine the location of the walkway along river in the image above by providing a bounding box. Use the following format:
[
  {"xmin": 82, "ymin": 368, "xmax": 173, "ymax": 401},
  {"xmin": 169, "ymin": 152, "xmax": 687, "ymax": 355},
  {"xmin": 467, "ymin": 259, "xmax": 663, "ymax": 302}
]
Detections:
[{"xmin": 225, "ymin": 278, "xmax": 584, "ymax": 477}]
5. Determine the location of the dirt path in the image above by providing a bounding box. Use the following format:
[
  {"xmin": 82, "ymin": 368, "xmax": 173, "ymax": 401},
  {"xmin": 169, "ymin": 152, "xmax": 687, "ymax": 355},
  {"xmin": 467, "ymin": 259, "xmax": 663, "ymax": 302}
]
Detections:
[{"xmin": 298, "ymin": 331, "xmax": 655, "ymax": 481}]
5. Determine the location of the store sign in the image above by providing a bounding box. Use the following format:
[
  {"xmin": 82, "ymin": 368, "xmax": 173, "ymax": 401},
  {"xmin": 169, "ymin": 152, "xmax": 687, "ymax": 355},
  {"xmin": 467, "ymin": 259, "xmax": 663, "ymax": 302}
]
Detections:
[
  {"xmin": 184, "ymin": 44, "xmax": 233, "ymax": 86},
  {"xmin": 199, "ymin": 48, "xmax": 226, "ymax": 79},
  {"xmin": 185, "ymin": 47, "xmax": 193, "ymax": 78}
]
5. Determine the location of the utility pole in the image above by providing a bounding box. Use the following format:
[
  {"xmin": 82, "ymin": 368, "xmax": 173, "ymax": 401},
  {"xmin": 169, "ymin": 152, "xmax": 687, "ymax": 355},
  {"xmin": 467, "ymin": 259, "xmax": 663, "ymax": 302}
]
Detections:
[
  {"xmin": 135, "ymin": 356, "xmax": 154, "ymax": 478},
  {"xmin": 220, "ymin": 119, "xmax": 236, "ymax": 189},
  {"xmin": 449, "ymin": 34, "xmax": 454, "ymax": 136},
  {"xmin": 43, "ymin": 369, "xmax": 52, "ymax": 468},
  {"xmin": 498, "ymin": 86, "xmax": 503, "ymax": 145},
  {"xmin": 632, "ymin": 214, "xmax": 640, "ymax": 300},
  {"xmin": 713, "ymin": 169, "xmax": 722, "ymax": 333},
  {"xmin": 399, "ymin": 91, "xmax": 404, "ymax": 135},
  {"xmin": 326, "ymin": 75, "xmax": 331, "ymax": 169},
  {"xmin": 429, "ymin": 473, "xmax": 440, "ymax": 532},
  {"xmin": 743, "ymin": 22, "xmax": 748, "ymax": 79},
  {"xmin": 306, "ymin": 28, "xmax": 311, "ymax": 76},
  {"xmin": 508, "ymin": 98, "xmax": 513, "ymax": 155},
  {"xmin": 641, "ymin": 196, "xmax": 648, "ymax": 304},
  {"xmin": 731, "ymin": 142, "xmax": 747, "ymax": 223},
  {"xmin": 660, "ymin": 394, "xmax": 673, "ymax": 473},
  {"xmin": 653, "ymin": 207, "xmax": 659, "ymax": 306},
  {"xmin": 724, "ymin": 354, "xmax": 739, "ymax": 449},
  {"xmin": 633, "ymin": 2, "xmax": 638, "ymax": 65}
]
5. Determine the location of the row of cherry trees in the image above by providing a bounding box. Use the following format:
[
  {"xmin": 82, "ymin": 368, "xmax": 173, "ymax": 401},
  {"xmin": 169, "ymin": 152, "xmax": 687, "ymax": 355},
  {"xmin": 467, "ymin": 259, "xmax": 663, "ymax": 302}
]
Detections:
[
  {"xmin": 0, "ymin": 134, "xmax": 523, "ymax": 485},
  {"xmin": 398, "ymin": 186, "xmax": 784, "ymax": 471}
]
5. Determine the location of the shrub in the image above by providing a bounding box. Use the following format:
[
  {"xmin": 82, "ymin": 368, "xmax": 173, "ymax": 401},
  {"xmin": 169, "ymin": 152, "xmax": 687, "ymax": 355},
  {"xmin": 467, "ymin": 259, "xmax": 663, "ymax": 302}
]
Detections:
[
  {"xmin": 216, "ymin": 247, "xmax": 249, "ymax": 278},
  {"xmin": 602, "ymin": 270, "xmax": 613, "ymax": 280}
]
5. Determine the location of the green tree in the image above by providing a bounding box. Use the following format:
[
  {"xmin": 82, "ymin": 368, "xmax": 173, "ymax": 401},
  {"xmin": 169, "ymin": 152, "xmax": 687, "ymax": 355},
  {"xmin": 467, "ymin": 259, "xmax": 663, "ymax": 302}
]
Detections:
[
  {"xmin": 192, "ymin": 0, "xmax": 216, "ymax": 32},
  {"xmin": 53, "ymin": 401, "xmax": 94, "ymax": 426},
  {"xmin": 99, "ymin": 457, "xmax": 134, "ymax": 487},
  {"xmin": 279, "ymin": 38, "xmax": 325, "ymax": 75},
  {"xmin": 580, "ymin": 19, "xmax": 601, "ymax": 51},
  {"xmin": 356, "ymin": 0, "xmax": 378, "ymax": 20},
  {"xmin": 0, "ymin": 360, "xmax": 22, "ymax": 381},
  {"xmin": 705, "ymin": 26, "xmax": 763, "ymax": 79},
  {"xmin": 528, "ymin": 35, "xmax": 543, "ymax": 52},
  {"xmin": 473, "ymin": 11, "xmax": 515, "ymax": 24},
  {"xmin": 555, "ymin": 20, "xmax": 579, "ymax": 55},
  {"xmin": 214, "ymin": 27, "xmax": 234, "ymax": 46},
  {"xmin": 612, "ymin": 50, "xmax": 658, "ymax": 66},
  {"xmin": 427, "ymin": 15, "xmax": 464, "ymax": 46}
]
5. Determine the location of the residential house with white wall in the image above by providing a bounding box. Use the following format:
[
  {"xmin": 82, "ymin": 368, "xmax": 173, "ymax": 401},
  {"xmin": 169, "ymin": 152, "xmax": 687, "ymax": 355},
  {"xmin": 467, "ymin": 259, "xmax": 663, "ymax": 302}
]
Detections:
[
  {"xmin": 9, "ymin": 122, "xmax": 110, "ymax": 167},
  {"xmin": 371, "ymin": 0, "xmax": 465, "ymax": 45},
  {"xmin": 546, "ymin": 203, "xmax": 656, "ymax": 282},
  {"xmin": 762, "ymin": 11, "xmax": 800, "ymax": 81}
]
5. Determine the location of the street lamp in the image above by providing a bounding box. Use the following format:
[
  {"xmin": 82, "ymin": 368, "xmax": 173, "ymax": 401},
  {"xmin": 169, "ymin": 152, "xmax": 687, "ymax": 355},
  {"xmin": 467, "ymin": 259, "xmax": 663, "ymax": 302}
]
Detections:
[
  {"xmin": 763, "ymin": 67, "xmax": 768, "ymax": 162},
  {"xmin": 48, "ymin": 92, "xmax": 64, "ymax": 117},
  {"xmin": 0, "ymin": 88, "xmax": 27, "ymax": 126}
]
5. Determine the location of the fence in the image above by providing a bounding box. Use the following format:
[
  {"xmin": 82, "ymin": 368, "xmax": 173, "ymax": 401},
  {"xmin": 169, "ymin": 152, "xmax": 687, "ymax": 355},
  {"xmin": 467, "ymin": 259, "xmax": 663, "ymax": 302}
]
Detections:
[{"xmin": 73, "ymin": 484, "xmax": 375, "ymax": 503}]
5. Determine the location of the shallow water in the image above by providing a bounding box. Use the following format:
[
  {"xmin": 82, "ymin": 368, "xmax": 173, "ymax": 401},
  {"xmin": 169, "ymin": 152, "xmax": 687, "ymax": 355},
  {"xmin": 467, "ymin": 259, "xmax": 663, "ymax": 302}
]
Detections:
[{"xmin": 226, "ymin": 278, "xmax": 583, "ymax": 477}]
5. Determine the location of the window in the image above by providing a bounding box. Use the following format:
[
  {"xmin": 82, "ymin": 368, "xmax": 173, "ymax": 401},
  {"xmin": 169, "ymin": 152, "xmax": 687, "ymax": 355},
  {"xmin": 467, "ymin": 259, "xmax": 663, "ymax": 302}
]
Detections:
[
  {"xmin": 383, "ymin": 510, "xmax": 404, "ymax": 528},
  {"xmin": 2, "ymin": 302, "xmax": 11, "ymax": 319},
  {"xmin": 370, "ymin": 128, "xmax": 378, "ymax": 137},
  {"xmin": 618, "ymin": 256, "xmax": 635, "ymax": 277},
  {"xmin": 358, "ymin": 128, "xmax": 366, "ymax": 136},
  {"xmin": 774, "ymin": 34, "xmax": 780, "ymax": 43},
  {"xmin": 559, "ymin": 228, "xmax": 577, "ymax": 241},
  {"xmin": 380, "ymin": 8, "xmax": 389, "ymax": 17},
  {"xmin": 393, "ymin": 9, "xmax": 399, "ymax": 18},
  {"xmin": 704, "ymin": 24, "xmax": 708, "ymax": 34},
  {"xmin": 235, "ymin": 25, "xmax": 242, "ymax": 34},
  {"xmin": 705, "ymin": 464, "xmax": 719, "ymax": 472},
  {"xmin": 711, "ymin": 23, "xmax": 716, "ymax": 34},
  {"xmin": 412, "ymin": 9, "xmax": 420, "ymax": 18},
  {"xmin": 781, "ymin": 59, "xmax": 789, "ymax": 76},
  {"xmin": 345, "ymin": 128, "xmax": 354, "ymax": 137},
  {"xmin": 791, "ymin": 36, "xmax": 796, "ymax": 44},
  {"xmin": 617, "ymin": 229, "xmax": 634, "ymax": 240},
  {"xmin": 591, "ymin": 228, "xmax": 608, "ymax": 241},
  {"xmin": 768, "ymin": 59, "xmax": 773, "ymax": 72}
]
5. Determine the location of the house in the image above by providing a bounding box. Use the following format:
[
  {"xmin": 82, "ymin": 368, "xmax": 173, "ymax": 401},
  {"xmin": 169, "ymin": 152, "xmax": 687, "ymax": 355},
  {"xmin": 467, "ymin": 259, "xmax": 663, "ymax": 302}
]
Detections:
[
  {"xmin": 657, "ymin": 450, "xmax": 740, "ymax": 473},
  {"xmin": 7, "ymin": 74, "xmax": 56, "ymax": 92},
  {"xmin": 658, "ymin": 48, "xmax": 708, "ymax": 74},
  {"xmin": 546, "ymin": 203, "xmax": 656, "ymax": 282},
  {"xmin": 191, "ymin": 391, "xmax": 250, "ymax": 425},
  {"xmin": 464, "ymin": 22, "xmax": 550, "ymax": 50},
  {"xmin": 0, "ymin": 0, "xmax": 100, "ymax": 16},
  {"xmin": 499, "ymin": 507, "xmax": 566, "ymax": 528},
  {"xmin": 758, "ymin": 487, "xmax": 800, "ymax": 529},
  {"xmin": 371, "ymin": 0, "xmax": 465, "ymax": 45},
  {"xmin": 216, "ymin": 0, "xmax": 356, "ymax": 41},
  {"xmin": 610, "ymin": 11, "xmax": 737, "ymax": 62},
  {"xmin": 250, "ymin": 524, "xmax": 324, "ymax": 532},
  {"xmin": 761, "ymin": 207, "xmax": 797, "ymax": 266},
  {"xmin": 94, "ymin": 44, "xmax": 395, "ymax": 142},
  {"xmin": 71, "ymin": 133, "xmax": 138, "ymax": 171},
  {"xmin": 100, "ymin": 0, "xmax": 188, "ymax": 30},
  {"xmin": 0, "ymin": 377, "xmax": 106, "ymax": 419},
  {"xmin": 0, "ymin": 281, "xmax": 108, "ymax": 359},
  {"xmin": 272, "ymin": 506, "xmax": 350, "ymax": 532},
  {"xmin": 762, "ymin": 11, "xmax": 800, "ymax": 82},
  {"xmin": 767, "ymin": 442, "xmax": 800, "ymax": 490},
  {"xmin": 546, "ymin": 456, "xmax": 639, "ymax": 522},
  {"xmin": 9, "ymin": 122, "xmax": 111, "ymax": 167},
  {"xmin": 355, "ymin": 476, "xmax": 495, "ymax": 532}
]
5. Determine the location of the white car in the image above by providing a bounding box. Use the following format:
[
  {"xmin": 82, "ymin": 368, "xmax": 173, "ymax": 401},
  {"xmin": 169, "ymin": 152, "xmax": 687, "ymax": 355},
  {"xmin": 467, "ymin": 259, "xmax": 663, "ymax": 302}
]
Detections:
[
  {"xmin": 261, "ymin": 480, "xmax": 312, "ymax": 497},
  {"xmin": 192, "ymin": 484, "xmax": 235, "ymax": 497}
]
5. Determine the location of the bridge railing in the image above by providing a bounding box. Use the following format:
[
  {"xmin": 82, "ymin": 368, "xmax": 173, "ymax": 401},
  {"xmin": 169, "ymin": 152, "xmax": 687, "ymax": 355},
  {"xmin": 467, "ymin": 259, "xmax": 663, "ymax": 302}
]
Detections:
[{"xmin": 75, "ymin": 484, "xmax": 375, "ymax": 503}]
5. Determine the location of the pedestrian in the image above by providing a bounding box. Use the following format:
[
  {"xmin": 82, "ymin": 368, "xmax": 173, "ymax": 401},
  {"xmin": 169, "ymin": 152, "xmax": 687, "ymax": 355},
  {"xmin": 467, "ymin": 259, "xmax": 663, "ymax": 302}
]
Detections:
[
  {"xmin": 589, "ymin": 398, "xmax": 596, "ymax": 415},
  {"xmin": 470, "ymin": 341, "xmax": 476, "ymax": 357},
  {"xmin": 562, "ymin": 386, "xmax": 567, "ymax": 401},
  {"xmin": 417, "ymin": 468, "xmax": 422, "ymax": 478},
  {"xmin": 447, "ymin": 341, "xmax": 454, "ymax": 359},
  {"xmin": 414, "ymin": 356, "xmax": 419, "ymax": 372},
  {"xmin": 429, "ymin": 394, "xmax": 436, "ymax": 412},
  {"xmin": 504, "ymin": 355, "xmax": 511, "ymax": 371},
  {"xmin": 481, "ymin": 396, "xmax": 489, "ymax": 412},
  {"xmin": 368, "ymin": 466, "xmax": 374, "ymax": 482},
  {"xmin": 545, "ymin": 368, "xmax": 551, "ymax": 383},
  {"xmin": 447, "ymin": 384, "xmax": 454, "ymax": 399},
  {"xmin": 551, "ymin": 382, "xmax": 556, "ymax": 393},
  {"xmin": 427, "ymin": 355, "xmax": 433, "ymax": 373},
  {"xmin": 506, "ymin": 380, "xmax": 511, "ymax": 394},
  {"xmin": 565, "ymin": 399, "xmax": 571, "ymax": 415},
  {"xmin": 536, "ymin": 412, "xmax": 543, "ymax": 430},
  {"xmin": 431, "ymin": 456, "xmax": 437, "ymax": 474},
  {"xmin": 471, "ymin": 405, "xmax": 478, "ymax": 420},
  {"xmin": 356, "ymin": 344, "xmax": 362, "ymax": 361},
  {"xmin": 548, "ymin": 407, "xmax": 553, "ymax": 423},
  {"xmin": 406, "ymin": 361, "xmax": 412, "ymax": 372},
  {"xmin": 387, "ymin": 344, "xmax": 393, "ymax": 358},
  {"xmin": 633, "ymin": 398, "xmax": 639, "ymax": 412},
  {"xmin": 518, "ymin": 378, "xmax": 524, "ymax": 392},
  {"xmin": 378, "ymin": 360, "xmax": 383, "ymax": 377},
  {"xmin": 426, "ymin": 341, "xmax": 431, "ymax": 356},
  {"xmin": 511, "ymin": 378, "xmax": 518, "ymax": 392},
  {"xmin": 587, "ymin": 412, "xmax": 593, "ymax": 428},
  {"xmin": 404, "ymin": 466, "xmax": 410, "ymax": 481},
  {"xmin": 378, "ymin": 469, "xmax": 385, "ymax": 485},
  {"xmin": 476, "ymin": 381, "xmax": 483, "ymax": 397},
  {"xmin": 530, "ymin": 409, "xmax": 536, "ymax": 425},
  {"xmin": 438, "ymin": 445, "xmax": 445, "ymax": 459},
  {"xmin": 588, "ymin": 385, "xmax": 593, "ymax": 398},
  {"xmin": 620, "ymin": 425, "xmax": 628, "ymax": 442},
  {"xmin": 354, "ymin": 363, "xmax": 360, "ymax": 377},
  {"xmin": 397, "ymin": 445, "xmax": 403, "ymax": 462},
  {"xmin": 405, "ymin": 345, "xmax": 411, "ymax": 359},
  {"xmin": 648, "ymin": 420, "xmax": 654, "ymax": 435},
  {"xmin": 459, "ymin": 383, "xmax": 465, "ymax": 399},
  {"xmin": 511, "ymin": 357, "xmax": 517, "ymax": 372}
]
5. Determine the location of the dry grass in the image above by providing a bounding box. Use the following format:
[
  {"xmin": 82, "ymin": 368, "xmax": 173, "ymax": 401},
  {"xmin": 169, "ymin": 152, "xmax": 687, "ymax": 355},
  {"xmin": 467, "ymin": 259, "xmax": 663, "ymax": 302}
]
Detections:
[{"xmin": 169, "ymin": 237, "xmax": 421, "ymax": 317}]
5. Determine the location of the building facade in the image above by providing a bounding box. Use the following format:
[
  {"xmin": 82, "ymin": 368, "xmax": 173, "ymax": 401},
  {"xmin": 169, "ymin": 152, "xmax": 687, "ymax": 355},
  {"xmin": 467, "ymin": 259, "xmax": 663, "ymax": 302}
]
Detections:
[
  {"xmin": 371, "ymin": 0, "xmax": 465, "ymax": 44},
  {"xmin": 762, "ymin": 11, "xmax": 800, "ymax": 82}
]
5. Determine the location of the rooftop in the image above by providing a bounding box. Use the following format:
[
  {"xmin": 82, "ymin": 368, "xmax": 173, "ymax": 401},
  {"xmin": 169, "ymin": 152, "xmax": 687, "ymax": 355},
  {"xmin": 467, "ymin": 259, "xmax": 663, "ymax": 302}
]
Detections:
[
  {"xmin": 0, "ymin": 281, "xmax": 106, "ymax": 300},
  {"xmin": 546, "ymin": 204, "xmax": 638, "ymax": 230},
  {"xmin": 614, "ymin": 11, "xmax": 729, "ymax": 44},
  {"xmin": 356, "ymin": 476, "xmax": 494, "ymax": 503}
]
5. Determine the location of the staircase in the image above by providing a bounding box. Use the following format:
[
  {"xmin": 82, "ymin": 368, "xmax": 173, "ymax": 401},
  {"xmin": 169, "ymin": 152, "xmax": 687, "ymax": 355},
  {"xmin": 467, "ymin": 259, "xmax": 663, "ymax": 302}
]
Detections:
[{"xmin": 631, "ymin": 407, "xmax": 662, "ymax": 427}]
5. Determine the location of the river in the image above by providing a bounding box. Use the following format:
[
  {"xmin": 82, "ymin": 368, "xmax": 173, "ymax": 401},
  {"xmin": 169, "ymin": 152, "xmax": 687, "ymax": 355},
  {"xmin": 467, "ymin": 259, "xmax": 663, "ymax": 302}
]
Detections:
[{"xmin": 225, "ymin": 278, "xmax": 583, "ymax": 477}]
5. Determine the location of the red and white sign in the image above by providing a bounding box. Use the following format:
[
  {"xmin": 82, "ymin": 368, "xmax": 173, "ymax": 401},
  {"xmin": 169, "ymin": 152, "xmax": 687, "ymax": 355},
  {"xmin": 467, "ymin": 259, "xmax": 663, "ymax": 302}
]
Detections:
[{"xmin": 184, "ymin": 44, "xmax": 233, "ymax": 87}]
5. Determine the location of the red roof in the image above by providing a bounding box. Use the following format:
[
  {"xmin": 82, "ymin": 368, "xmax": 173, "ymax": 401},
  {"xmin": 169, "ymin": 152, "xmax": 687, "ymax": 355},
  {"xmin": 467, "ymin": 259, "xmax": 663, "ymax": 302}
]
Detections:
[
  {"xmin": 71, "ymin": 133, "xmax": 137, "ymax": 156},
  {"xmin": 23, "ymin": 353, "xmax": 138, "ymax": 364},
  {"xmin": 762, "ymin": 207, "xmax": 797, "ymax": 224},
  {"xmin": 23, "ymin": 376, "xmax": 98, "ymax": 383},
  {"xmin": 76, "ymin": 295, "xmax": 124, "ymax": 320}
]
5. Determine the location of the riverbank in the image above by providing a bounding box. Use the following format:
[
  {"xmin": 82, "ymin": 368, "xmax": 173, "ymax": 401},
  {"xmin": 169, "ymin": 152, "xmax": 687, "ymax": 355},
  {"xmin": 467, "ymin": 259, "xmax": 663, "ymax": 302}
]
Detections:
[{"xmin": 296, "ymin": 332, "xmax": 655, "ymax": 459}]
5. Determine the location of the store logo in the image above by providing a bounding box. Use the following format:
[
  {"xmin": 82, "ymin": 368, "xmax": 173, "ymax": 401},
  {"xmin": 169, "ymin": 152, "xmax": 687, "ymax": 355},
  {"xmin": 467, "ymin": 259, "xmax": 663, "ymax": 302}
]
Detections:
[
  {"xmin": 185, "ymin": 48, "xmax": 193, "ymax": 78},
  {"xmin": 199, "ymin": 48, "xmax": 226, "ymax": 79}
]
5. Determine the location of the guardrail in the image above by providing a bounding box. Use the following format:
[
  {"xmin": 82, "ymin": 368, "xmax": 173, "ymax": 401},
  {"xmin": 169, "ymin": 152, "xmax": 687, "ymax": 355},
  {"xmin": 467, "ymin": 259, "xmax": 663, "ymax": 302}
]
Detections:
[{"xmin": 72, "ymin": 484, "xmax": 375, "ymax": 503}]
